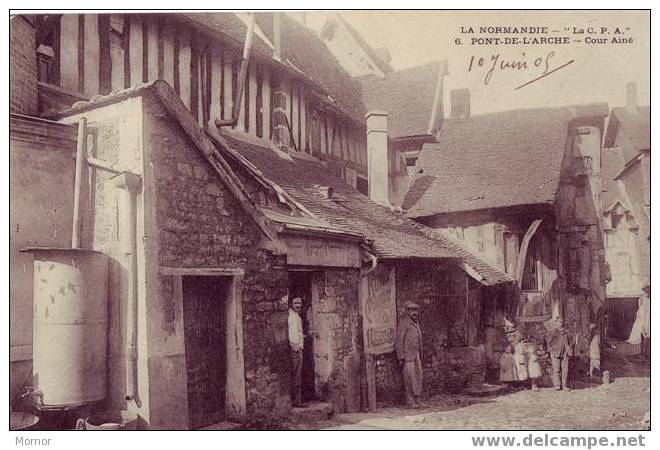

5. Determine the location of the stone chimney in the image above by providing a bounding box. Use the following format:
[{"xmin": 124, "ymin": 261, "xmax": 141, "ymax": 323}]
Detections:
[
  {"xmin": 450, "ymin": 88, "xmax": 471, "ymax": 119},
  {"xmin": 366, "ymin": 110, "xmax": 389, "ymax": 206},
  {"xmin": 626, "ymin": 81, "xmax": 638, "ymax": 113},
  {"xmin": 273, "ymin": 13, "xmax": 282, "ymax": 61}
]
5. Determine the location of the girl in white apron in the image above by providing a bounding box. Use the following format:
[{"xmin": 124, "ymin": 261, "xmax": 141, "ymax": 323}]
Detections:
[{"xmin": 527, "ymin": 343, "xmax": 543, "ymax": 390}]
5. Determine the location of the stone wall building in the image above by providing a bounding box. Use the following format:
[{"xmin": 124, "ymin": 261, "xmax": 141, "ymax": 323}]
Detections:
[
  {"xmin": 10, "ymin": 12, "xmax": 514, "ymax": 429},
  {"xmin": 403, "ymin": 95, "xmax": 610, "ymax": 383},
  {"xmin": 601, "ymin": 82, "xmax": 650, "ymax": 343}
]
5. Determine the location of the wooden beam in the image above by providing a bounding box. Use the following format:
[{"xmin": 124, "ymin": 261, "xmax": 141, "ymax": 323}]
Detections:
[
  {"xmin": 200, "ymin": 48, "xmax": 208, "ymax": 124},
  {"xmin": 205, "ymin": 49, "xmax": 212, "ymax": 123},
  {"xmin": 51, "ymin": 19, "xmax": 61, "ymax": 86},
  {"xmin": 220, "ymin": 50, "xmax": 225, "ymax": 120},
  {"xmin": 159, "ymin": 266, "xmax": 245, "ymax": 276},
  {"xmin": 141, "ymin": 15, "xmax": 149, "ymax": 83},
  {"xmin": 515, "ymin": 219, "xmax": 543, "ymax": 286},
  {"xmin": 157, "ymin": 18, "xmax": 164, "ymax": 79},
  {"xmin": 122, "ymin": 14, "xmax": 131, "ymax": 88},
  {"xmin": 243, "ymin": 63, "xmax": 250, "ymax": 132},
  {"xmin": 190, "ymin": 41, "xmax": 199, "ymax": 121},
  {"xmin": 77, "ymin": 14, "xmax": 85, "ymax": 93},
  {"xmin": 173, "ymin": 30, "xmax": 180, "ymax": 95},
  {"xmin": 98, "ymin": 14, "xmax": 111, "ymax": 94}
]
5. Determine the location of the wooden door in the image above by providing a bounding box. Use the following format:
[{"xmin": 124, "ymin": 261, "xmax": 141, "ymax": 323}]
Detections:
[{"xmin": 182, "ymin": 276, "xmax": 227, "ymax": 429}]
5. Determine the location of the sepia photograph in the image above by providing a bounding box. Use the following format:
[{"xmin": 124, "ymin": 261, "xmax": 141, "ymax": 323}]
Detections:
[{"xmin": 6, "ymin": 5, "xmax": 652, "ymax": 441}]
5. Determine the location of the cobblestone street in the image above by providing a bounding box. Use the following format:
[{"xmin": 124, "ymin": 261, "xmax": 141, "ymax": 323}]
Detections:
[{"xmin": 292, "ymin": 349, "xmax": 650, "ymax": 431}]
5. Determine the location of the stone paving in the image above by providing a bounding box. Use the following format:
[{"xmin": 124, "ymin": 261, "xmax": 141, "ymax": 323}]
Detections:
[{"xmin": 290, "ymin": 348, "xmax": 650, "ymax": 431}]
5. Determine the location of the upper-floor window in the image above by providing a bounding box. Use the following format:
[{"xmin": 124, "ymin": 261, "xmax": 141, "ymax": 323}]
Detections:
[{"xmin": 35, "ymin": 15, "xmax": 61, "ymax": 86}]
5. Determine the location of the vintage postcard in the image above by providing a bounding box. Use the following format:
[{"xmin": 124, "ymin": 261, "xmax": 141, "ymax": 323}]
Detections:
[{"xmin": 8, "ymin": 8, "xmax": 650, "ymax": 441}]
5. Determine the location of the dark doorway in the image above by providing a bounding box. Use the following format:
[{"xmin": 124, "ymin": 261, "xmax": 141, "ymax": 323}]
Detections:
[
  {"xmin": 606, "ymin": 297, "xmax": 639, "ymax": 340},
  {"xmin": 288, "ymin": 271, "xmax": 316, "ymax": 401},
  {"xmin": 182, "ymin": 276, "xmax": 228, "ymax": 429}
]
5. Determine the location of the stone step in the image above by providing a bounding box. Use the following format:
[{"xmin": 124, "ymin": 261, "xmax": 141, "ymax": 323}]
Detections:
[{"xmin": 290, "ymin": 401, "xmax": 334, "ymax": 423}]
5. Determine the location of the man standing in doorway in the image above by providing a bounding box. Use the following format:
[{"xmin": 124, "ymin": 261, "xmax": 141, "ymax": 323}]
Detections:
[
  {"xmin": 546, "ymin": 318, "xmax": 573, "ymax": 391},
  {"xmin": 288, "ymin": 297, "xmax": 305, "ymax": 407},
  {"xmin": 396, "ymin": 302, "xmax": 423, "ymax": 407}
]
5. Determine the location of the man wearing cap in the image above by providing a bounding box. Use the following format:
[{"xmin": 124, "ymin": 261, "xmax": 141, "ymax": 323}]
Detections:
[
  {"xmin": 546, "ymin": 318, "xmax": 573, "ymax": 391},
  {"xmin": 395, "ymin": 302, "xmax": 423, "ymax": 407}
]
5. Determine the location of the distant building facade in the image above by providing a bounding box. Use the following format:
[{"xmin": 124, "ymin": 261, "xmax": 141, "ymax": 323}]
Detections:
[{"xmin": 403, "ymin": 94, "xmax": 610, "ymax": 382}]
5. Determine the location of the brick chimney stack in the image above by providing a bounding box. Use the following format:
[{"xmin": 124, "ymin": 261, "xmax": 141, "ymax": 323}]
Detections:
[
  {"xmin": 626, "ymin": 81, "xmax": 638, "ymax": 113},
  {"xmin": 366, "ymin": 110, "xmax": 390, "ymax": 206},
  {"xmin": 450, "ymin": 89, "xmax": 471, "ymax": 119}
]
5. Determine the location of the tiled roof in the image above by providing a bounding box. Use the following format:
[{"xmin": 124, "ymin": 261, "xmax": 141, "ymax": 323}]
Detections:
[
  {"xmin": 403, "ymin": 104, "xmax": 609, "ymax": 218},
  {"xmin": 254, "ymin": 13, "xmax": 366, "ymax": 124},
  {"xmin": 212, "ymin": 133, "xmax": 513, "ymax": 285},
  {"xmin": 358, "ymin": 61, "xmax": 445, "ymax": 139}
]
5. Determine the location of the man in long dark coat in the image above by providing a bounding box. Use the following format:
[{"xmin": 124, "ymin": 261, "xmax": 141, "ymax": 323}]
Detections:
[
  {"xmin": 546, "ymin": 318, "xmax": 573, "ymax": 391},
  {"xmin": 395, "ymin": 302, "xmax": 423, "ymax": 406}
]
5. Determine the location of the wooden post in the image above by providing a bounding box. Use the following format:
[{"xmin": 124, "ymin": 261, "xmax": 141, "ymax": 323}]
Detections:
[
  {"xmin": 157, "ymin": 17, "xmax": 164, "ymax": 79},
  {"xmin": 190, "ymin": 41, "xmax": 199, "ymax": 121},
  {"xmin": 173, "ymin": 31, "xmax": 180, "ymax": 94},
  {"xmin": 123, "ymin": 14, "xmax": 131, "ymax": 88},
  {"xmin": 98, "ymin": 14, "xmax": 111, "ymax": 94},
  {"xmin": 141, "ymin": 15, "xmax": 149, "ymax": 83},
  {"xmin": 77, "ymin": 14, "xmax": 85, "ymax": 93},
  {"xmin": 359, "ymin": 275, "xmax": 378, "ymax": 411}
]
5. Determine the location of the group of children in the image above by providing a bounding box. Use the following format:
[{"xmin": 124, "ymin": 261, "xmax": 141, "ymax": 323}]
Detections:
[{"xmin": 499, "ymin": 339, "xmax": 543, "ymax": 390}]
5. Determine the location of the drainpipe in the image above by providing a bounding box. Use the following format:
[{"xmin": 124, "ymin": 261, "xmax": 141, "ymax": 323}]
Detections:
[
  {"xmin": 216, "ymin": 13, "xmax": 255, "ymax": 128},
  {"xmin": 110, "ymin": 171, "xmax": 143, "ymax": 405},
  {"xmin": 71, "ymin": 117, "xmax": 87, "ymax": 248}
]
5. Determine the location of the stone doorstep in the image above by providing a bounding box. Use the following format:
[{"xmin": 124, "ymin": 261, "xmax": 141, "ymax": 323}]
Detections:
[{"xmin": 289, "ymin": 401, "xmax": 334, "ymax": 423}]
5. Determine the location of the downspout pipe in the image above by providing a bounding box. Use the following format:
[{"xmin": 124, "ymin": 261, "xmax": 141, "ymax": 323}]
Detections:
[
  {"xmin": 216, "ymin": 13, "xmax": 255, "ymax": 128},
  {"xmin": 110, "ymin": 171, "xmax": 143, "ymax": 405},
  {"xmin": 71, "ymin": 117, "xmax": 87, "ymax": 248}
]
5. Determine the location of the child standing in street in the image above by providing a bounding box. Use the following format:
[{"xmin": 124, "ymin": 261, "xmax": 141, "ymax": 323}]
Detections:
[
  {"xmin": 499, "ymin": 345, "xmax": 517, "ymax": 389},
  {"xmin": 527, "ymin": 343, "xmax": 543, "ymax": 391},
  {"xmin": 514, "ymin": 340, "xmax": 528, "ymax": 389}
]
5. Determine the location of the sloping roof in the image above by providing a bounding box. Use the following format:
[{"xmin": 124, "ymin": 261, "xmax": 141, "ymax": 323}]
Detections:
[
  {"xmin": 254, "ymin": 12, "xmax": 366, "ymax": 124},
  {"xmin": 604, "ymin": 106, "xmax": 650, "ymax": 160},
  {"xmin": 601, "ymin": 147, "xmax": 630, "ymax": 211},
  {"xmin": 335, "ymin": 13, "xmax": 394, "ymax": 75},
  {"xmin": 358, "ymin": 61, "xmax": 444, "ymax": 139},
  {"xmin": 403, "ymin": 104, "xmax": 609, "ymax": 218},
  {"xmin": 211, "ymin": 132, "xmax": 513, "ymax": 286}
]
